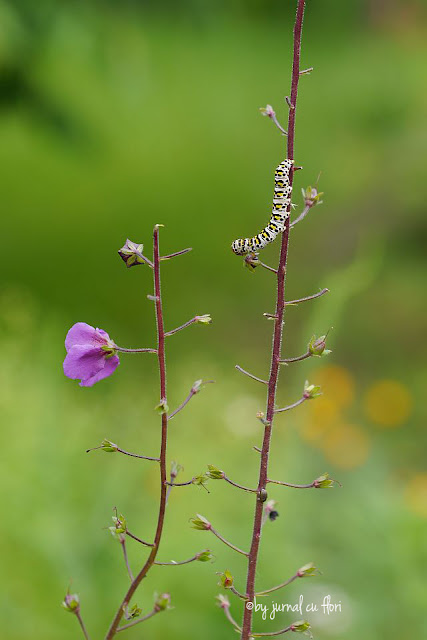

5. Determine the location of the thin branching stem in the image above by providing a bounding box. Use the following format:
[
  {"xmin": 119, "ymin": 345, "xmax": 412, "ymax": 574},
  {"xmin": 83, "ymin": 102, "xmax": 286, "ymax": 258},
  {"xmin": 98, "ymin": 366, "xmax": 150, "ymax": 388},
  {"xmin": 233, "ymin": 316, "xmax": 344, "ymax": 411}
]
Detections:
[
  {"xmin": 168, "ymin": 390, "xmax": 195, "ymax": 419},
  {"xmin": 268, "ymin": 479, "xmax": 314, "ymax": 489},
  {"xmin": 135, "ymin": 252, "xmax": 154, "ymax": 269},
  {"xmin": 120, "ymin": 540, "xmax": 134, "ymax": 582},
  {"xmin": 285, "ymin": 287, "xmax": 329, "ymax": 306},
  {"xmin": 117, "ymin": 448, "xmax": 160, "ymax": 462},
  {"xmin": 210, "ymin": 527, "xmax": 249, "ymax": 557},
  {"xmin": 75, "ymin": 611, "xmax": 91, "ymax": 640},
  {"xmin": 126, "ymin": 530, "xmax": 155, "ymax": 548},
  {"xmin": 241, "ymin": 2, "xmax": 306, "ymax": 638},
  {"xmin": 235, "ymin": 365, "xmax": 268, "ymax": 385},
  {"xmin": 255, "ymin": 574, "xmax": 298, "ymax": 596},
  {"xmin": 223, "ymin": 475, "xmax": 257, "ymax": 493},
  {"xmin": 259, "ymin": 261, "xmax": 278, "ymax": 274},
  {"xmin": 274, "ymin": 396, "xmax": 307, "ymax": 413},
  {"xmin": 279, "ymin": 351, "xmax": 311, "ymax": 364},
  {"xmin": 115, "ymin": 346, "xmax": 157, "ymax": 354},
  {"xmin": 154, "ymin": 554, "xmax": 201, "ymax": 566},
  {"xmin": 222, "ymin": 606, "xmax": 242, "ymax": 632},
  {"xmin": 165, "ymin": 317, "xmax": 197, "ymax": 337},
  {"xmin": 251, "ymin": 625, "xmax": 293, "ymax": 637},
  {"xmin": 290, "ymin": 204, "xmax": 311, "ymax": 228},
  {"xmin": 165, "ymin": 479, "xmax": 194, "ymax": 487},
  {"xmin": 160, "ymin": 247, "xmax": 192, "ymax": 260},
  {"xmin": 116, "ymin": 609, "xmax": 158, "ymax": 633},
  {"xmin": 270, "ymin": 112, "xmax": 288, "ymax": 136},
  {"xmin": 230, "ymin": 586, "xmax": 248, "ymax": 600}
]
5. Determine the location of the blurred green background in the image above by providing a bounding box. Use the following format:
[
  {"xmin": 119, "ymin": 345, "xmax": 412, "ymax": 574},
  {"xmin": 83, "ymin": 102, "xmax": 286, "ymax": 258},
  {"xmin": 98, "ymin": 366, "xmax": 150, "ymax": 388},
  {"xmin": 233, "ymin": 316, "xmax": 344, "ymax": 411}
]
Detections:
[{"xmin": 1, "ymin": 0, "xmax": 426, "ymax": 638}]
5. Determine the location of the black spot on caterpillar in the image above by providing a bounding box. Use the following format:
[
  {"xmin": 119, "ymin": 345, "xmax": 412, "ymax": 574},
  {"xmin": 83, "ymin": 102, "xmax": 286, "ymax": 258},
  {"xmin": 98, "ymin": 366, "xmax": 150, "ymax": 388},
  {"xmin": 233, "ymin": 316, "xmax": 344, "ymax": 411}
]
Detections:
[{"xmin": 231, "ymin": 159, "xmax": 294, "ymax": 256}]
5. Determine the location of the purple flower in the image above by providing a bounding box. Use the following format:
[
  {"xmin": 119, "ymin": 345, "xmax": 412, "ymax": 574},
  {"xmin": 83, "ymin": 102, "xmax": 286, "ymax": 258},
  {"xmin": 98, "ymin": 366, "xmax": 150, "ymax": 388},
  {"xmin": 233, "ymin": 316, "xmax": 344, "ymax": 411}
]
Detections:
[{"xmin": 63, "ymin": 322, "xmax": 120, "ymax": 387}]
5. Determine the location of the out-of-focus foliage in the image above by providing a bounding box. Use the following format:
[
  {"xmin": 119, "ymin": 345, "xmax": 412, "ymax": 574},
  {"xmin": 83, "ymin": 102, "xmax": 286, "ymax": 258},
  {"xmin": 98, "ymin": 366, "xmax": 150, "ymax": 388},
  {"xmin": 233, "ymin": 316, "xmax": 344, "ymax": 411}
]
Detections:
[{"xmin": 0, "ymin": 1, "xmax": 426, "ymax": 639}]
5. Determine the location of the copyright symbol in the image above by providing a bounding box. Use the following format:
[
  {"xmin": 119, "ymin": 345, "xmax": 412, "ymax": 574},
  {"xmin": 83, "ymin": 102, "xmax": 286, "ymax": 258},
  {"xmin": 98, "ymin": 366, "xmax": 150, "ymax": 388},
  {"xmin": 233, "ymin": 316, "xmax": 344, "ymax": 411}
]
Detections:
[{"xmin": 245, "ymin": 601, "xmax": 254, "ymax": 610}]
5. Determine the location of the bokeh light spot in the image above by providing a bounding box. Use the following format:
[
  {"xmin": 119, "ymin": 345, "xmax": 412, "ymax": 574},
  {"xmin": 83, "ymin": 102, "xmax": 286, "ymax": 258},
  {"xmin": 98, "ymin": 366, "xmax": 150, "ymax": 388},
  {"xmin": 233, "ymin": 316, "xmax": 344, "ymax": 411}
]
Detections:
[
  {"xmin": 364, "ymin": 379, "xmax": 412, "ymax": 427},
  {"xmin": 302, "ymin": 397, "xmax": 341, "ymax": 444},
  {"xmin": 322, "ymin": 424, "xmax": 371, "ymax": 469},
  {"xmin": 314, "ymin": 365, "xmax": 355, "ymax": 409},
  {"xmin": 404, "ymin": 473, "xmax": 427, "ymax": 518}
]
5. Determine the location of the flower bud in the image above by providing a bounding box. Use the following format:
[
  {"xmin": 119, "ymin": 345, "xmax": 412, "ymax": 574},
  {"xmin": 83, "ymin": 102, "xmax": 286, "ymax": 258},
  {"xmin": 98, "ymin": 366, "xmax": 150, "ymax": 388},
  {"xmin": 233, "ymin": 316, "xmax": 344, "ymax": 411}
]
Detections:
[
  {"xmin": 195, "ymin": 314, "xmax": 212, "ymax": 325},
  {"xmin": 301, "ymin": 185, "xmax": 323, "ymax": 208},
  {"xmin": 196, "ymin": 549, "xmax": 214, "ymax": 562},
  {"xmin": 154, "ymin": 399, "xmax": 169, "ymax": 415},
  {"xmin": 245, "ymin": 252, "xmax": 260, "ymax": 272},
  {"xmin": 290, "ymin": 620, "xmax": 312, "ymax": 636},
  {"xmin": 303, "ymin": 380, "xmax": 322, "ymax": 400},
  {"xmin": 170, "ymin": 460, "xmax": 183, "ymax": 480},
  {"xmin": 86, "ymin": 438, "xmax": 118, "ymax": 454},
  {"xmin": 126, "ymin": 604, "xmax": 142, "ymax": 619},
  {"xmin": 206, "ymin": 464, "xmax": 225, "ymax": 480},
  {"xmin": 313, "ymin": 472, "xmax": 340, "ymax": 489},
  {"xmin": 217, "ymin": 569, "xmax": 234, "ymax": 589},
  {"xmin": 192, "ymin": 474, "xmax": 209, "ymax": 491},
  {"xmin": 190, "ymin": 514, "xmax": 211, "ymax": 530},
  {"xmin": 118, "ymin": 239, "xmax": 145, "ymax": 268},
  {"xmin": 109, "ymin": 513, "xmax": 127, "ymax": 541},
  {"xmin": 62, "ymin": 593, "xmax": 80, "ymax": 613},
  {"xmin": 260, "ymin": 104, "xmax": 276, "ymax": 118},
  {"xmin": 308, "ymin": 334, "xmax": 332, "ymax": 358},
  {"xmin": 216, "ymin": 594, "xmax": 230, "ymax": 609},
  {"xmin": 257, "ymin": 411, "xmax": 271, "ymax": 427},
  {"xmin": 100, "ymin": 438, "xmax": 118, "ymax": 452},
  {"xmin": 154, "ymin": 592, "xmax": 171, "ymax": 612},
  {"xmin": 297, "ymin": 562, "xmax": 320, "ymax": 578}
]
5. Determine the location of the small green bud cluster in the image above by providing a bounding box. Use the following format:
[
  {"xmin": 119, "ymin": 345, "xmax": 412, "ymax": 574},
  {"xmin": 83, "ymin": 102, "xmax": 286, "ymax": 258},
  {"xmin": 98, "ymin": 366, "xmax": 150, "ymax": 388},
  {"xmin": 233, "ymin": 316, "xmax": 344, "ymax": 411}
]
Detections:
[
  {"xmin": 308, "ymin": 334, "xmax": 332, "ymax": 357},
  {"xmin": 290, "ymin": 620, "xmax": 312, "ymax": 637},
  {"xmin": 109, "ymin": 513, "xmax": 127, "ymax": 542},
  {"xmin": 301, "ymin": 185, "xmax": 323, "ymax": 208},
  {"xmin": 217, "ymin": 569, "xmax": 234, "ymax": 589},
  {"xmin": 190, "ymin": 514, "xmax": 211, "ymax": 531},
  {"xmin": 118, "ymin": 239, "xmax": 146, "ymax": 268},
  {"xmin": 313, "ymin": 472, "xmax": 341, "ymax": 489},
  {"xmin": 154, "ymin": 399, "xmax": 169, "ymax": 415},
  {"xmin": 196, "ymin": 549, "xmax": 214, "ymax": 562},
  {"xmin": 62, "ymin": 593, "xmax": 80, "ymax": 613},
  {"xmin": 154, "ymin": 592, "xmax": 171, "ymax": 612},
  {"xmin": 303, "ymin": 380, "xmax": 322, "ymax": 400},
  {"xmin": 296, "ymin": 562, "xmax": 320, "ymax": 578}
]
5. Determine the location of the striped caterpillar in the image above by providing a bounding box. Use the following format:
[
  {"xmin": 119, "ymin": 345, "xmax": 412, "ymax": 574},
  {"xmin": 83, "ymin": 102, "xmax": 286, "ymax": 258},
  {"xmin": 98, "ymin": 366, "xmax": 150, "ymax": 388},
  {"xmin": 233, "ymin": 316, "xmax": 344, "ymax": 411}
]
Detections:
[{"xmin": 231, "ymin": 158, "xmax": 294, "ymax": 255}]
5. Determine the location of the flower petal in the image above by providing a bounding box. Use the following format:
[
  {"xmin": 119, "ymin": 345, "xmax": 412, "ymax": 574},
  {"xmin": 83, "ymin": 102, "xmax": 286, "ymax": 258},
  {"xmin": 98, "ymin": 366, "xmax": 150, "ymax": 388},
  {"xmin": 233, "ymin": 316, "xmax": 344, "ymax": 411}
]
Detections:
[
  {"xmin": 79, "ymin": 355, "xmax": 120, "ymax": 387},
  {"xmin": 65, "ymin": 323, "xmax": 98, "ymax": 351},
  {"xmin": 63, "ymin": 345, "xmax": 105, "ymax": 382},
  {"xmin": 96, "ymin": 328, "xmax": 111, "ymax": 341}
]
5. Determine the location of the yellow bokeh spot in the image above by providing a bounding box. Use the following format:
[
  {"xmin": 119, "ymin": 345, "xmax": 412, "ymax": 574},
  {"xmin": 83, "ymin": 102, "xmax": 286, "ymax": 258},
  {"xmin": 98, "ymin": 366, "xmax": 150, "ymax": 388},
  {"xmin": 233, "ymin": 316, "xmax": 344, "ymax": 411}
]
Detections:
[
  {"xmin": 321, "ymin": 424, "xmax": 371, "ymax": 470},
  {"xmin": 302, "ymin": 397, "xmax": 341, "ymax": 444},
  {"xmin": 364, "ymin": 379, "xmax": 412, "ymax": 427},
  {"xmin": 314, "ymin": 365, "xmax": 355, "ymax": 409},
  {"xmin": 405, "ymin": 473, "xmax": 427, "ymax": 518}
]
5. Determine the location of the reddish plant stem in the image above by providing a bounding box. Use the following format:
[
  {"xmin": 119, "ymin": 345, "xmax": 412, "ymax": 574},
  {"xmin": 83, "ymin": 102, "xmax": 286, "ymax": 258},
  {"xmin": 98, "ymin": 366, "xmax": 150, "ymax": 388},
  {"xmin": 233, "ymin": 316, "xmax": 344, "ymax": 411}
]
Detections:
[
  {"xmin": 104, "ymin": 227, "xmax": 168, "ymax": 639},
  {"xmin": 240, "ymin": 2, "xmax": 306, "ymax": 638},
  {"xmin": 75, "ymin": 611, "xmax": 90, "ymax": 640}
]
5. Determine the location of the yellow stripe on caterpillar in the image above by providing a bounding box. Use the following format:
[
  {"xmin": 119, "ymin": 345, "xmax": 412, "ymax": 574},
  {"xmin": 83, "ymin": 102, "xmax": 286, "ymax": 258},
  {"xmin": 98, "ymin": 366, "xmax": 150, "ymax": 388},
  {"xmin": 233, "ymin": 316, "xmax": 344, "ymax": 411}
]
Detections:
[{"xmin": 231, "ymin": 159, "xmax": 293, "ymax": 256}]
